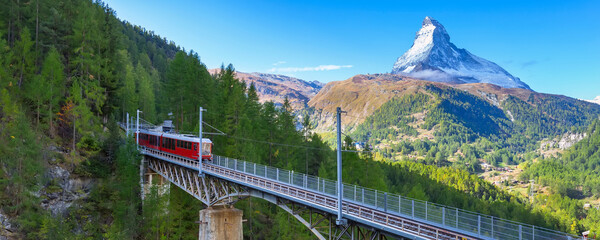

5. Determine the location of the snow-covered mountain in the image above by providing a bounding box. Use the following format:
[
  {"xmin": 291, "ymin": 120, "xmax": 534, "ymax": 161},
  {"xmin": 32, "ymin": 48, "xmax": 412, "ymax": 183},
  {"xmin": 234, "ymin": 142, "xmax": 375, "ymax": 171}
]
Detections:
[{"xmin": 392, "ymin": 16, "xmax": 531, "ymax": 90}]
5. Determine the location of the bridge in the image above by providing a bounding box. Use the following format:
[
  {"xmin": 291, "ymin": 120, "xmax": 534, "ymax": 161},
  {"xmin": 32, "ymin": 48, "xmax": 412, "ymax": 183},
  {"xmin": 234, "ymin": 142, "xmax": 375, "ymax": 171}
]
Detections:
[{"xmin": 121, "ymin": 113, "xmax": 580, "ymax": 240}]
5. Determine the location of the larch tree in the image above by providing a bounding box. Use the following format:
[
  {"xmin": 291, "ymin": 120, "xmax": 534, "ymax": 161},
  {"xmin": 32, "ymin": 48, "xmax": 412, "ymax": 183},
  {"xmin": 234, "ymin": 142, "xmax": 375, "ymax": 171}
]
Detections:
[
  {"xmin": 41, "ymin": 47, "xmax": 65, "ymax": 133},
  {"xmin": 11, "ymin": 27, "xmax": 34, "ymax": 89},
  {"xmin": 135, "ymin": 63, "xmax": 156, "ymax": 123}
]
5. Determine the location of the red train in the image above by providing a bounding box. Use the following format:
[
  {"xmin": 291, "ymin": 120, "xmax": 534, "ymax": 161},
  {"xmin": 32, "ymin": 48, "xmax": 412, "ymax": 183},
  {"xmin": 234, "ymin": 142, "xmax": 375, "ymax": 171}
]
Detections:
[{"xmin": 135, "ymin": 129, "xmax": 213, "ymax": 160}]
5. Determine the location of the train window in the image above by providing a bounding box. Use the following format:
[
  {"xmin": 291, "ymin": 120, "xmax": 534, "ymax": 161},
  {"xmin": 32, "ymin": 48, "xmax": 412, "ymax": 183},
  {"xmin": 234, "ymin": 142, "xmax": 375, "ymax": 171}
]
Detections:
[{"xmin": 187, "ymin": 142, "xmax": 191, "ymax": 150}]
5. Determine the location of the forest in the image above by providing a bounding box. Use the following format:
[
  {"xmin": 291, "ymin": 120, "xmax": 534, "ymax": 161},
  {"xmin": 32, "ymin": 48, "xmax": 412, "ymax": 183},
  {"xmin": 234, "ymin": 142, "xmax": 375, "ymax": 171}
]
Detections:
[{"xmin": 0, "ymin": 0, "xmax": 598, "ymax": 239}]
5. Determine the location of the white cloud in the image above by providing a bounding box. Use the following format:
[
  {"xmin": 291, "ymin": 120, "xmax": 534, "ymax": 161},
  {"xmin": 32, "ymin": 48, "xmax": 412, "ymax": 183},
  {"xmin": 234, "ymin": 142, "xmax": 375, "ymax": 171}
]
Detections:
[
  {"xmin": 272, "ymin": 61, "xmax": 287, "ymax": 66},
  {"xmin": 268, "ymin": 64, "xmax": 353, "ymax": 73},
  {"xmin": 583, "ymin": 96, "xmax": 600, "ymax": 105}
]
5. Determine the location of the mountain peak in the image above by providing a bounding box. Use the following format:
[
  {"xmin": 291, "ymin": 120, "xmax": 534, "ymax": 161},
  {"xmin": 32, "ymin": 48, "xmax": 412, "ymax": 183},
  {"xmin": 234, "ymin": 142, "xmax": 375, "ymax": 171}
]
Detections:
[
  {"xmin": 419, "ymin": 16, "xmax": 450, "ymax": 43},
  {"xmin": 422, "ymin": 16, "xmax": 433, "ymax": 24},
  {"xmin": 392, "ymin": 17, "xmax": 531, "ymax": 90},
  {"xmin": 422, "ymin": 16, "xmax": 442, "ymax": 29}
]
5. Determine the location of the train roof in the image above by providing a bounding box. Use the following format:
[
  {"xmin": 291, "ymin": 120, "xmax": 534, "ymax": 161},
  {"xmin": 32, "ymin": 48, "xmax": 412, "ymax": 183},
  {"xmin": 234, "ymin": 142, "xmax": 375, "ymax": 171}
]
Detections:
[
  {"xmin": 138, "ymin": 129, "xmax": 212, "ymax": 143},
  {"xmin": 163, "ymin": 132, "xmax": 212, "ymax": 143}
]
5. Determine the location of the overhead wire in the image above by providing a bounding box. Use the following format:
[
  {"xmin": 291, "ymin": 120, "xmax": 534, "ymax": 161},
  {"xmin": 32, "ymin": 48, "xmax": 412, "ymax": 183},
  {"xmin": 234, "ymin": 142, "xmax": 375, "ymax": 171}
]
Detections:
[
  {"xmin": 136, "ymin": 116, "xmax": 335, "ymax": 152},
  {"xmin": 136, "ymin": 107, "xmax": 377, "ymax": 153}
]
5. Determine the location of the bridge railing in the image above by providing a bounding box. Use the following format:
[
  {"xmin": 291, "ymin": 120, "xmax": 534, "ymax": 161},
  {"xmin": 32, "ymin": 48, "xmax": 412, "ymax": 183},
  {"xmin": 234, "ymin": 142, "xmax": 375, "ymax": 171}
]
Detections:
[{"xmin": 211, "ymin": 155, "xmax": 580, "ymax": 240}]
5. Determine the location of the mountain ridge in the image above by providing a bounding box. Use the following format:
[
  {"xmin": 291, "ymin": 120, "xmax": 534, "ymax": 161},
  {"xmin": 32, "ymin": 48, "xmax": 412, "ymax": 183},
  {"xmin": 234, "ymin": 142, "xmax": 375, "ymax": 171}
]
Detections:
[
  {"xmin": 208, "ymin": 69, "xmax": 324, "ymax": 109},
  {"xmin": 308, "ymin": 73, "xmax": 600, "ymax": 135}
]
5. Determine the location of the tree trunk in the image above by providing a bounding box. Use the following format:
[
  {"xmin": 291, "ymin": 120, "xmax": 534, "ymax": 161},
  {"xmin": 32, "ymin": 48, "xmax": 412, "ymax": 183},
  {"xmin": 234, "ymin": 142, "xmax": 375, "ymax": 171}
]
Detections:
[
  {"xmin": 37, "ymin": 102, "xmax": 40, "ymax": 127},
  {"xmin": 35, "ymin": 0, "xmax": 39, "ymax": 63},
  {"xmin": 18, "ymin": 57, "xmax": 24, "ymax": 88},
  {"xmin": 7, "ymin": 3, "xmax": 11, "ymax": 45},
  {"xmin": 49, "ymin": 84, "xmax": 54, "ymax": 134},
  {"xmin": 73, "ymin": 111, "xmax": 76, "ymax": 155}
]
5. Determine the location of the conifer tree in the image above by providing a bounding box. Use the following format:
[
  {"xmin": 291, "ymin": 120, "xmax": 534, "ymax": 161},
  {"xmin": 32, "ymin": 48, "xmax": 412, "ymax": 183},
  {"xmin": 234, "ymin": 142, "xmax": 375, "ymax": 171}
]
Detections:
[{"xmin": 11, "ymin": 27, "xmax": 34, "ymax": 89}]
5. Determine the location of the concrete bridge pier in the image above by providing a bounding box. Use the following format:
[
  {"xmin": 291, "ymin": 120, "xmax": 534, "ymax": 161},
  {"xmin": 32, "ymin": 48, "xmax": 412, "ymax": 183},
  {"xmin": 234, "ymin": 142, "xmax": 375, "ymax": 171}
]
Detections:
[{"xmin": 198, "ymin": 206, "xmax": 243, "ymax": 240}]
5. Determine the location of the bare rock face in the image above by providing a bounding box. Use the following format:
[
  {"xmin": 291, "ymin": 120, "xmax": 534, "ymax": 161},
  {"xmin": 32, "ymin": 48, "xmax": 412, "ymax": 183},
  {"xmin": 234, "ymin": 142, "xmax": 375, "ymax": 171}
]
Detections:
[
  {"xmin": 41, "ymin": 166, "xmax": 94, "ymax": 216},
  {"xmin": 540, "ymin": 132, "xmax": 588, "ymax": 150},
  {"xmin": 0, "ymin": 211, "xmax": 16, "ymax": 240}
]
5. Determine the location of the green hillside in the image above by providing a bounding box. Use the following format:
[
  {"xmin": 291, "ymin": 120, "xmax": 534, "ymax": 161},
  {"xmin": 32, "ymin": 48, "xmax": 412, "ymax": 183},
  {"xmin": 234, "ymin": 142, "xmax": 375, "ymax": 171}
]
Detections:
[
  {"xmin": 523, "ymin": 120, "xmax": 600, "ymax": 198},
  {"xmin": 353, "ymin": 84, "xmax": 600, "ymax": 170}
]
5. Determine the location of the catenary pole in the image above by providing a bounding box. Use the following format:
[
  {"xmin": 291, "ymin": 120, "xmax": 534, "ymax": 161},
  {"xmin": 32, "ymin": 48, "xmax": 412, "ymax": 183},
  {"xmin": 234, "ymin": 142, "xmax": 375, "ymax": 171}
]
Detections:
[
  {"xmin": 126, "ymin": 112, "xmax": 129, "ymax": 136},
  {"xmin": 336, "ymin": 107, "xmax": 347, "ymax": 225},
  {"xmin": 136, "ymin": 110, "xmax": 142, "ymax": 149},
  {"xmin": 199, "ymin": 107, "xmax": 206, "ymax": 177}
]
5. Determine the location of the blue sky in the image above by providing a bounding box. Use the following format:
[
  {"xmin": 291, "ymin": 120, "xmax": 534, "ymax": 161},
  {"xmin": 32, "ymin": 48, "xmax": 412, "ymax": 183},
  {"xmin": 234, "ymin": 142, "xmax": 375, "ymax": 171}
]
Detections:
[{"xmin": 104, "ymin": 0, "xmax": 599, "ymax": 100}]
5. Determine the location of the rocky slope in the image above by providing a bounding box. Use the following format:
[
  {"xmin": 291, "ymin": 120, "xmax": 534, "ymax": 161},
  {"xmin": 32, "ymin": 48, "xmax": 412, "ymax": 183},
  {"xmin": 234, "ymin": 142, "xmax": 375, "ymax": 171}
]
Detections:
[
  {"xmin": 209, "ymin": 69, "xmax": 323, "ymax": 110},
  {"xmin": 392, "ymin": 17, "xmax": 531, "ymax": 90}
]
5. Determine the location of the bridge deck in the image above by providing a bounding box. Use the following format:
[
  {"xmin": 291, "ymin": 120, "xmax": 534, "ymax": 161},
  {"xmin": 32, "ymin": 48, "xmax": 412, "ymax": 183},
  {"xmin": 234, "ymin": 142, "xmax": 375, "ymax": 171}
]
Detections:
[{"xmin": 139, "ymin": 146, "xmax": 579, "ymax": 240}]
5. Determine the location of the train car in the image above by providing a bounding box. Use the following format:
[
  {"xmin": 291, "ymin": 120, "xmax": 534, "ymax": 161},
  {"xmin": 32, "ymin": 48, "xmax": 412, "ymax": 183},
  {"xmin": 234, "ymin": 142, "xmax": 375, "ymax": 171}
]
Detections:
[
  {"xmin": 137, "ymin": 129, "xmax": 161, "ymax": 150},
  {"xmin": 160, "ymin": 132, "xmax": 213, "ymax": 161}
]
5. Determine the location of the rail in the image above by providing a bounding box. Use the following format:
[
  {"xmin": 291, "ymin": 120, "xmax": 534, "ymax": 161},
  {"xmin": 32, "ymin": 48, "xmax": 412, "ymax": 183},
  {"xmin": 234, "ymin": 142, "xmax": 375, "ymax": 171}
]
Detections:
[{"xmin": 207, "ymin": 155, "xmax": 580, "ymax": 240}]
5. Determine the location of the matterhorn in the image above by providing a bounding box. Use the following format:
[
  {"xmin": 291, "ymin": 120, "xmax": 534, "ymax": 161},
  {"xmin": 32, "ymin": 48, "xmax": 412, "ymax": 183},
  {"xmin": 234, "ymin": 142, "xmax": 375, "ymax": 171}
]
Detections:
[{"xmin": 392, "ymin": 17, "xmax": 531, "ymax": 90}]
